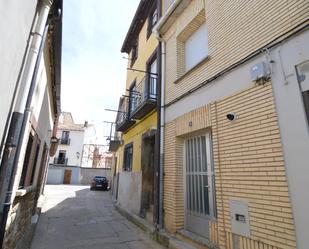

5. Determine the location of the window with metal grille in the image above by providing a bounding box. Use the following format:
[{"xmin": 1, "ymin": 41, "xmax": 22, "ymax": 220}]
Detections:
[{"xmin": 123, "ymin": 143, "xmax": 133, "ymax": 171}]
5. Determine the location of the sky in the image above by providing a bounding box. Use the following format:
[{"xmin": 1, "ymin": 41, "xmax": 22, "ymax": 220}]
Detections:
[{"xmin": 61, "ymin": 0, "xmax": 140, "ymax": 142}]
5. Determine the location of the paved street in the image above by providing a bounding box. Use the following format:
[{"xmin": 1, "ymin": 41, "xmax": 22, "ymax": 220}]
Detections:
[{"xmin": 30, "ymin": 185, "xmax": 164, "ymax": 249}]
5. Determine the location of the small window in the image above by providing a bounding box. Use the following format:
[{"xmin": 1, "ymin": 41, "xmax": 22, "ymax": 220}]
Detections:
[
  {"xmin": 61, "ymin": 131, "xmax": 70, "ymax": 144},
  {"xmin": 129, "ymin": 81, "xmax": 137, "ymax": 114},
  {"xmin": 296, "ymin": 61, "xmax": 309, "ymax": 126},
  {"xmin": 19, "ymin": 134, "xmax": 41, "ymax": 189},
  {"xmin": 147, "ymin": 6, "xmax": 158, "ymax": 38},
  {"xmin": 19, "ymin": 134, "xmax": 34, "ymax": 188},
  {"xmin": 56, "ymin": 150, "xmax": 67, "ymax": 165},
  {"xmin": 130, "ymin": 41, "xmax": 138, "ymax": 67},
  {"xmin": 123, "ymin": 143, "xmax": 133, "ymax": 171}
]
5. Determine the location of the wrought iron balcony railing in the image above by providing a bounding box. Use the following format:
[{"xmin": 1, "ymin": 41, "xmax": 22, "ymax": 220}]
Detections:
[
  {"xmin": 115, "ymin": 97, "xmax": 136, "ymax": 132},
  {"xmin": 60, "ymin": 138, "xmax": 70, "ymax": 145},
  {"xmin": 130, "ymin": 75, "xmax": 157, "ymax": 119},
  {"xmin": 54, "ymin": 157, "xmax": 68, "ymax": 165}
]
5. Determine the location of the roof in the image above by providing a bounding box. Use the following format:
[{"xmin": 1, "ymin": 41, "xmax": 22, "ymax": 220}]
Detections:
[
  {"xmin": 121, "ymin": 0, "xmax": 155, "ymax": 53},
  {"xmin": 58, "ymin": 112, "xmax": 91, "ymax": 131},
  {"xmin": 49, "ymin": 0, "xmax": 63, "ymax": 116}
]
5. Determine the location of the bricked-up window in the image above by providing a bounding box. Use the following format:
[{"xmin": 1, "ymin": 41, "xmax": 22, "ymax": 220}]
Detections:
[
  {"xmin": 123, "ymin": 143, "xmax": 133, "ymax": 171},
  {"xmin": 296, "ymin": 61, "xmax": 309, "ymax": 125}
]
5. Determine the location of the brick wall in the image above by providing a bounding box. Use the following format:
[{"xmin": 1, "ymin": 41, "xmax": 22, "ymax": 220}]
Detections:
[
  {"xmin": 163, "ymin": 82, "xmax": 296, "ymax": 249},
  {"xmin": 162, "ymin": 0, "xmax": 309, "ymax": 104}
]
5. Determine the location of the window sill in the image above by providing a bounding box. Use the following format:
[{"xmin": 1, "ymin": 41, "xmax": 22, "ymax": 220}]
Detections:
[
  {"xmin": 174, "ymin": 56, "xmax": 210, "ymax": 84},
  {"xmin": 16, "ymin": 186, "xmax": 36, "ymax": 197}
]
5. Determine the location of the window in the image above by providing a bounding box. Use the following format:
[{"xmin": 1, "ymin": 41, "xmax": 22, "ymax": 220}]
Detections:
[
  {"xmin": 61, "ymin": 131, "xmax": 70, "ymax": 144},
  {"xmin": 296, "ymin": 61, "xmax": 309, "ymax": 126},
  {"xmin": 129, "ymin": 81, "xmax": 137, "ymax": 114},
  {"xmin": 19, "ymin": 134, "xmax": 34, "ymax": 188},
  {"xmin": 56, "ymin": 150, "xmax": 67, "ymax": 165},
  {"xmin": 19, "ymin": 133, "xmax": 41, "ymax": 189},
  {"xmin": 130, "ymin": 41, "xmax": 138, "ymax": 67},
  {"xmin": 176, "ymin": 11, "xmax": 207, "ymax": 78},
  {"xmin": 184, "ymin": 22, "xmax": 208, "ymax": 71},
  {"xmin": 123, "ymin": 143, "xmax": 133, "ymax": 171},
  {"xmin": 146, "ymin": 54, "xmax": 158, "ymax": 99},
  {"xmin": 147, "ymin": 6, "xmax": 158, "ymax": 38}
]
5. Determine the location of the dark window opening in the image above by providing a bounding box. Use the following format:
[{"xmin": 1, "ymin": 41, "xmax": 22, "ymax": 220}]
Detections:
[
  {"xmin": 57, "ymin": 150, "xmax": 67, "ymax": 165},
  {"xmin": 30, "ymin": 143, "xmax": 40, "ymax": 185},
  {"xmin": 123, "ymin": 143, "xmax": 133, "ymax": 171},
  {"xmin": 302, "ymin": 90, "xmax": 309, "ymax": 124},
  {"xmin": 147, "ymin": 5, "xmax": 158, "ymax": 39},
  {"xmin": 129, "ymin": 81, "xmax": 137, "ymax": 114},
  {"xmin": 61, "ymin": 131, "xmax": 70, "ymax": 144},
  {"xmin": 19, "ymin": 134, "xmax": 34, "ymax": 188},
  {"xmin": 130, "ymin": 41, "xmax": 138, "ymax": 67}
]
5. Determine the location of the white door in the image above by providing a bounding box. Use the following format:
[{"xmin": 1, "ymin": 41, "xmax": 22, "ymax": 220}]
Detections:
[{"xmin": 184, "ymin": 132, "xmax": 215, "ymax": 238}]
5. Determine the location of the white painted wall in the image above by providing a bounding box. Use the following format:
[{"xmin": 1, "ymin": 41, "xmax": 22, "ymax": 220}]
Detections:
[
  {"xmin": 0, "ymin": 0, "xmax": 37, "ymax": 151},
  {"xmin": 270, "ymin": 30, "xmax": 309, "ymax": 249},
  {"xmin": 117, "ymin": 172, "xmax": 142, "ymax": 215},
  {"xmin": 49, "ymin": 129, "xmax": 85, "ymax": 166}
]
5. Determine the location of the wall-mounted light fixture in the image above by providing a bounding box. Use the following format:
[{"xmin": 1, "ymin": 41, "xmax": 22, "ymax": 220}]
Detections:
[{"xmin": 226, "ymin": 112, "xmax": 236, "ymax": 121}]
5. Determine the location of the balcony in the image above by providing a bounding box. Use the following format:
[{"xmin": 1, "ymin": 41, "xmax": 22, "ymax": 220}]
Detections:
[
  {"xmin": 116, "ymin": 97, "xmax": 136, "ymax": 132},
  {"xmin": 54, "ymin": 157, "xmax": 68, "ymax": 165},
  {"xmin": 108, "ymin": 138, "xmax": 121, "ymax": 152},
  {"xmin": 60, "ymin": 138, "xmax": 70, "ymax": 145},
  {"xmin": 130, "ymin": 75, "xmax": 157, "ymax": 120}
]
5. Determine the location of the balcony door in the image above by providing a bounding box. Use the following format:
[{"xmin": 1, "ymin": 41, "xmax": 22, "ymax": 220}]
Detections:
[
  {"xmin": 146, "ymin": 54, "xmax": 157, "ymax": 100},
  {"xmin": 184, "ymin": 132, "xmax": 216, "ymax": 238}
]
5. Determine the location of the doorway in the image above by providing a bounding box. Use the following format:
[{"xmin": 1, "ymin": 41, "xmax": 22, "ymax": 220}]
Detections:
[
  {"xmin": 63, "ymin": 169, "xmax": 72, "ymax": 184},
  {"xmin": 140, "ymin": 133, "xmax": 155, "ymax": 223},
  {"xmin": 184, "ymin": 132, "xmax": 216, "ymax": 238}
]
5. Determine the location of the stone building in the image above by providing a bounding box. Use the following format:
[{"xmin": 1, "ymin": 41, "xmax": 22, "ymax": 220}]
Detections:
[
  {"xmin": 154, "ymin": 0, "xmax": 309, "ymax": 249},
  {"xmin": 0, "ymin": 0, "xmax": 63, "ymax": 248}
]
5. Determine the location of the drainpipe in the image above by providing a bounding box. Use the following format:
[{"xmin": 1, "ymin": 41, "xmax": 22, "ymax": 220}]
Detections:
[
  {"xmin": 0, "ymin": 1, "xmax": 53, "ymax": 247},
  {"xmin": 154, "ymin": 28, "xmax": 166, "ymax": 229}
]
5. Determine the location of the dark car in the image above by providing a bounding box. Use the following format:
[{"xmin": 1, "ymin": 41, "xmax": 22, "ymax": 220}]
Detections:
[{"xmin": 90, "ymin": 176, "xmax": 108, "ymax": 191}]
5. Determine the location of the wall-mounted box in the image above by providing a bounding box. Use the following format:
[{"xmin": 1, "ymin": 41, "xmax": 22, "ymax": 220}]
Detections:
[
  {"xmin": 230, "ymin": 200, "xmax": 250, "ymax": 237},
  {"xmin": 250, "ymin": 62, "xmax": 269, "ymax": 81}
]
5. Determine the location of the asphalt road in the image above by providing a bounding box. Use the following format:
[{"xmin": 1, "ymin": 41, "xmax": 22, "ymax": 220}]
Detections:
[{"xmin": 30, "ymin": 185, "xmax": 164, "ymax": 249}]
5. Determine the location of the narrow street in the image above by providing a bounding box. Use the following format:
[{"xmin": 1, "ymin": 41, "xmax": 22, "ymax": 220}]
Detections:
[{"xmin": 30, "ymin": 185, "xmax": 164, "ymax": 249}]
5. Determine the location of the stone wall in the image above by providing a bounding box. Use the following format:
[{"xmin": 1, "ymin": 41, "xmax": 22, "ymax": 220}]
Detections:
[{"xmin": 4, "ymin": 191, "xmax": 37, "ymax": 249}]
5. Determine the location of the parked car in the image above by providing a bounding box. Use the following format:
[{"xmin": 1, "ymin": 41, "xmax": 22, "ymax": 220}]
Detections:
[{"xmin": 90, "ymin": 176, "xmax": 108, "ymax": 191}]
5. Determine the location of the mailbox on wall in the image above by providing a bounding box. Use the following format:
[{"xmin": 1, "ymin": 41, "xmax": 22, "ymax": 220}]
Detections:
[{"xmin": 229, "ymin": 200, "xmax": 251, "ymax": 237}]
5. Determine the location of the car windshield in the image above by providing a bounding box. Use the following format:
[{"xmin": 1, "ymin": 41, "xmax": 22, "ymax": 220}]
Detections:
[{"xmin": 94, "ymin": 176, "xmax": 105, "ymax": 180}]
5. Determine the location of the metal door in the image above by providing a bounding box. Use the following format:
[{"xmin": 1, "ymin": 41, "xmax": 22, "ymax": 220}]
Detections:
[
  {"xmin": 184, "ymin": 133, "xmax": 215, "ymax": 238},
  {"xmin": 63, "ymin": 170, "xmax": 72, "ymax": 184}
]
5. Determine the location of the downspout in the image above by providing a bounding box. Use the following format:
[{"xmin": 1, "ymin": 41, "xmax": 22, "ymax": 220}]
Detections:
[
  {"xmin": 0, "ymin": 1, "xmax": 53, "ymax": 247},
  {"xmin": 154, "ymin": 31, "xmax": 166, "ymax": 230}
]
